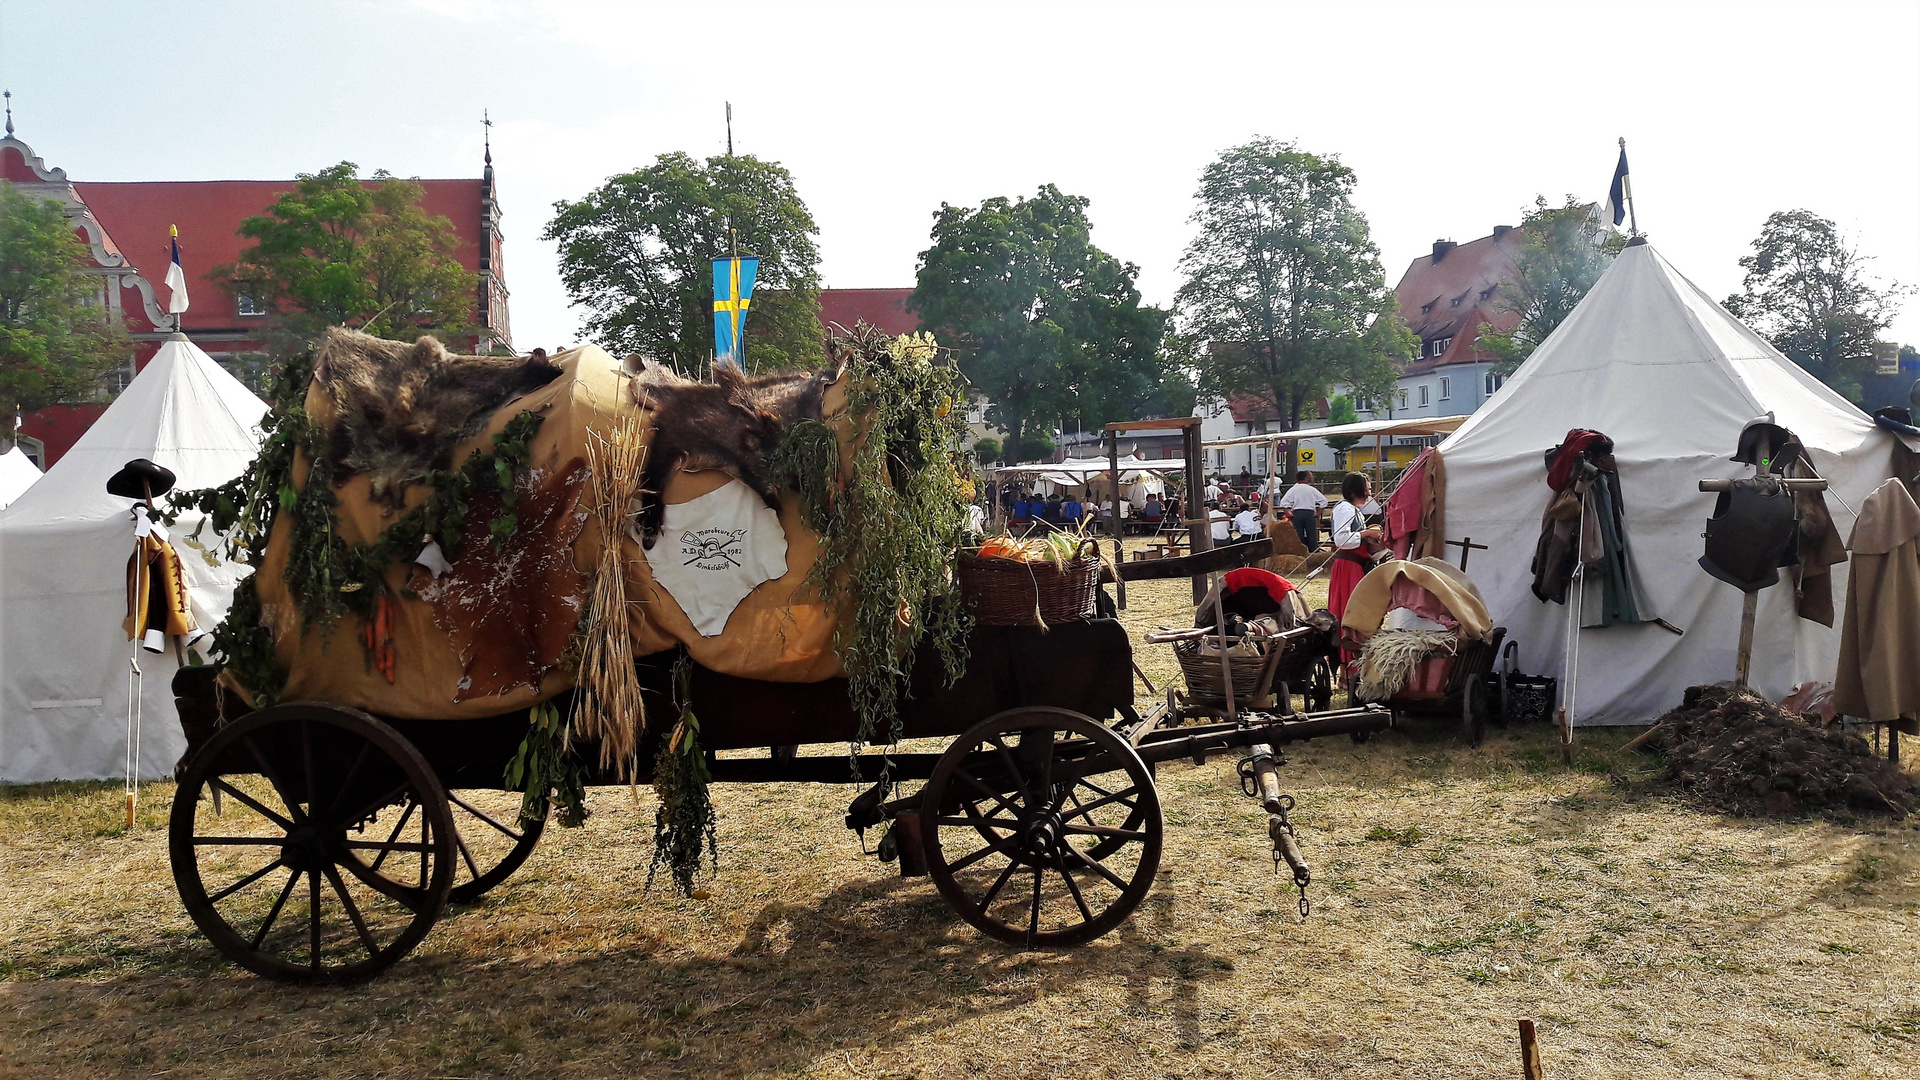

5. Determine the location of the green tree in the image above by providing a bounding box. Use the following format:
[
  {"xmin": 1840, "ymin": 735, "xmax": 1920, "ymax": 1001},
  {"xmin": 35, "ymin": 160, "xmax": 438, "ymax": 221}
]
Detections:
[
  {"xmin": 1175, "ymin": 139, "xmax": 1409, "ymax": 477},
  {"xmin": 971, "ymin": 436, "xmax": 1002, "ymax": 465},
  {"xmin": 545, "ymin": 152, "xmax": 822, "ymax": 372},
  {"xmin": 1323, "ymin": 394, "xmax": 1362, "ymax": 458},
  {"xmin": 909, "ymin": 185, "xmax": 1170, "ymax": 463},
  {"xmin": 0, "ymin": 181, "xmax": 126, "ymax": 441},
  {"xmin": 212, "ymin": 162, "xmax": 484, "ymax": 349},
  {"xmin": 1475, "ymin": 195, "xmax": 1626, "ymax": 375},
  {"xmin": 1723, "ymin": 209, "xmax": 1910, "ymax": 401}
]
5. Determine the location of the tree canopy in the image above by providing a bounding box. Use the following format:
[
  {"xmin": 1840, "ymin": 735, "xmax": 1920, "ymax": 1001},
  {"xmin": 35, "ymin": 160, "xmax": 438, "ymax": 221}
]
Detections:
[
  {"xmin": 1323, "ymin": 394, "xmax": 1362, "ymax": 454},
  {"xmin": 1174, "ymin": 138, "xmax": 1408, "ymax": 473},
  {"xmin": 544, "ymin": 152, "xmax": 822, "ymax": 372},
  {"xmin": 212, "ymin": 162, "xmax": 484, "ymax": 348},
  {"xmin": 910, "ymin": 185, "xmax": 1170, "ymax": 463},
  {"xmin": 1724, "ymin": 209, "xmax": 1910, "ymax": 401},
  {"xmin": 1475, "ymin": 195, "xmax": 1626, "ymax": 375},
  {"xmin": 0, "ymin": 181, "xmax": 126, "ymax": 440}
]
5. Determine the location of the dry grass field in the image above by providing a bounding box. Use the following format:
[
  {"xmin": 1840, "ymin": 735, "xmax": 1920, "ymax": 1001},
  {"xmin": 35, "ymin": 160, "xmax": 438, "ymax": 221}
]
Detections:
[{"xmin": 4, "ymin": 547, "xmax": 1917, "ymax": 1079}]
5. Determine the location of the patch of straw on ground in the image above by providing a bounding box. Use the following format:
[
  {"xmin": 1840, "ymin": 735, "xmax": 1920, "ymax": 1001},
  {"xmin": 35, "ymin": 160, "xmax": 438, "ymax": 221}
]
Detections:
[{"xmin": 3, "ymin": 539, "xmax": 1916, "ymax": 1078}]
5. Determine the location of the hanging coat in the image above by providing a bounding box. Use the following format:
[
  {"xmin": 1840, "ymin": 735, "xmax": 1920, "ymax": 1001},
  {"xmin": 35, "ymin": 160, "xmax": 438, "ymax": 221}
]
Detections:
[
  {"xmin": 124, "ymin": 531, "xmax": 197, "ymax": 647},
  {"xmin": 1832, "ymin": 478, "xmax": 1920, "ymax": 734}
]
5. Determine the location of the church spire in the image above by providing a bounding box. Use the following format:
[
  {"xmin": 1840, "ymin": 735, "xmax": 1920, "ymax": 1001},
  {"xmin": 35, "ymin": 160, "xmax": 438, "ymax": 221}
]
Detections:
[{"xmin": 5, "ymin": 90, "xmax": 13, "ymax": 137}]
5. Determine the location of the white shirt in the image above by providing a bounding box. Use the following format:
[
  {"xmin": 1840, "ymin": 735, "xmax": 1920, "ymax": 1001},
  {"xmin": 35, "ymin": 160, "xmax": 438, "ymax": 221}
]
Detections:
[
  {"xmin": 1204, "ymin": 482, "xmax": 1222, "ymax": 502},
  {"xmin": 1331, "ymin": 500, "xmax": 1368, "ymax": 551},
  {"xmin": 1209, "ymin": 509, "xmax": 1231, "ymax": 542},
  {"xmin": 1277, "ymin": 482, "xmax": 1328, "ymax": 512},
  {"xmin": 1233, "ymin": 509, "xmax": 1262, "ymax": 536}
]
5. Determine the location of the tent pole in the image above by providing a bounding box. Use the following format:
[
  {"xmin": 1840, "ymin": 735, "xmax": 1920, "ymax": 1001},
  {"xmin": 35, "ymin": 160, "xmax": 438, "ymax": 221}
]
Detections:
[{"xmin": 1185, "ymin": 420, "xmax": 1209, "ymax": 603}]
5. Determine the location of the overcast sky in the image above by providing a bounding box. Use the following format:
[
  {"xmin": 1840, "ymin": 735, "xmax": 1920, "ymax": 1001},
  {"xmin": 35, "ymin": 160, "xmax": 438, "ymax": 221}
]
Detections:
[{"xmin": 4, "ymin": 0, "xmax": 1917, "ymax": 351}]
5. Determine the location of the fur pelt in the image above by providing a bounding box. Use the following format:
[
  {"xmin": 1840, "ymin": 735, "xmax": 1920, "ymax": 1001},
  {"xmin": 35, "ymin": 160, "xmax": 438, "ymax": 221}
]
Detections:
[
  {"xmin": 627, "ymin": 359, "xmax": 839, "ymax": 548},
  {"xmin": 313, "ymin": 329, "xmax": 564, "ymax": 508}
]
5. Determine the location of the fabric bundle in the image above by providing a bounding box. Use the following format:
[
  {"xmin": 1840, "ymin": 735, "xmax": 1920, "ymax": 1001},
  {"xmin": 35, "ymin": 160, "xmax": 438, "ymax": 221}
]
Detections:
[
  {"xmin": 1355, "ymin": 629, "xmax": 1459, "ymax": 701},
  {"xmin": 1530, "ymin": 429, "xmax": 1646, "ymax": 628}
]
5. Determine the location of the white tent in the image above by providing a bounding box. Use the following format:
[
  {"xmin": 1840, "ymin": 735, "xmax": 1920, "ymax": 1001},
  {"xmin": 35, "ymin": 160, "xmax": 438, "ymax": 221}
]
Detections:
[
  {"xmin": 0, "ymin": 445, "xmax": 42, "ymax": 510},
  {"xmin": 0, "ymin": 336, "xmax": 266, "ymax": 782},
  {"xmin": 1438, "ymin": 240, "xmax": 1894, "ymax": 725}
]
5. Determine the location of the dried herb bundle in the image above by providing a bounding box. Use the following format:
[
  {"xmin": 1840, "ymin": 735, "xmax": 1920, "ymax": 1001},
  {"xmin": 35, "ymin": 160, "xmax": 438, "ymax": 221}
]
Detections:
[{"xmin": 570, "ymin": 415, "xmax": 649, "ymax": 776}]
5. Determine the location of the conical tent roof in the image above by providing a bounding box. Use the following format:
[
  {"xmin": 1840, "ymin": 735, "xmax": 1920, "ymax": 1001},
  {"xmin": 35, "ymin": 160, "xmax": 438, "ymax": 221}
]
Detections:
[
  {"xmin": 1437, "ymin": 240, "xmax": 1893, "ymax": 725},
  {"xmin": 0, "ymin": 446, "xmax": 41, "ymax": 510},
  {"xmin": 0, "ymin": 336, "xmax": 266, "ymax": 782}
]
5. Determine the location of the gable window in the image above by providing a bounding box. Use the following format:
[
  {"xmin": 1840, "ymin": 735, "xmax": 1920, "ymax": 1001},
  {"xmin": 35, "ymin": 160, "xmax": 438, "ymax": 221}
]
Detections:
[
  {"xmin": 1439, "ymin": 376, "xmax": 1451, "ymax": 401},
  {"xmin": 236, "ymin": 292, "xmax": 267, "ymax": 317},
  {"xmin": 1418, "ymin": 385, "xmax": 1430, "ymax": 407},
  {"xmin": 1433, "ymin": 336, "xmax": 1452, "ymax": 355}
]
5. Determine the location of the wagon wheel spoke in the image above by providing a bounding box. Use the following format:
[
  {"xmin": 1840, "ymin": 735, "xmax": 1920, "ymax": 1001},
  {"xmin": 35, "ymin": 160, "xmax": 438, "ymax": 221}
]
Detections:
[
  {"xmin": 306, "ymin": 869, "xmax": 323, "ymax": 972},
  {"xmin": 1061, "ymin": 784, "xmax": 1140, "ymax": 818},
  {"xmin": 207, "ymin": 859, "xmax": 285, "ymax": 905},
  {"xmin": 342, "ymin": 840, "xmax": 436, "ymax": 855},
  {"xmin": 192, "ymin": 835, "xmax": 288, "ymax": 847},
  {"xmin": 323, "ymin": 742, "xmax": 374, "ymax": 825},
  {"xmin": 977, "ymin": 857, "xmax": 1022, "ymax": 913},
  {"xmin": 335, "ymin": 847, "xmax": 433, "ymax": 914},
  {"xmin": 1027, "ymin": 868, "xmax": 1043, "ymax": 940},
  {"xmin": 945, "ymin": 830, "xmax": 1022, "ymax": 874},
  {"xmin": 452, "ymin": 825, "xmax": 482, "ymax": 881},
  {"xmin": 323, "ymin": 865, "xmax": 381, "ymax": 959},
  {"xmin": 365, "ymin": 798, "xmax": 417, "ymax": 874},
  {"xmin": 1075, "ymin": 778, "xmax": 1139, "ymax": 813},
  {"xmin": 952, "ymin": 769, "xmax": 1025, "ymax": 819},
  {"xmin": 208, "ymin": 777, "xmax": 295, "ymax": 831},
  {"xmin": 448, "ymin": 792, "xmax": 524, "ymax": 843},
  {"xmin": 333, "ymin": 781, "xmax": 413, "ymax": 835},
  {"xmin": 1061, "ymin": 824, "xmax": 1148, "ymax": 841},
  {"xmin": 242, "ymin": 735, "xmax": 307, "ymax": 825},
  {"xmin": 1054, "ymin": 850, "xmax": 1095, "ymax": 923},
  {"xmin": 985, "ymin": 736, "xmax": 1033, "ymax": 806},
  {"xmin": 249, "ymin": 870, "xmax": 300, "ymax": 950},
  {"xmin": 1060, "ymin": 840, "xmax": 1131, "ymax": 891}
]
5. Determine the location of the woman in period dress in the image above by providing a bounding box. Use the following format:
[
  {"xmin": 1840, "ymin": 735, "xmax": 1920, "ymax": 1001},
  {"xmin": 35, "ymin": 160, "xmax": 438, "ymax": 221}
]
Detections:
[{"xmin": 1328, "ymin": 472, "xmax": 1384, "ymax": 626}]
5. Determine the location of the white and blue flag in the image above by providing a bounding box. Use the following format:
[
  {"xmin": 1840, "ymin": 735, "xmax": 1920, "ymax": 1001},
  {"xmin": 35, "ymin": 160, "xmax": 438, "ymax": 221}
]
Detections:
[
  {"xmin": 163, "ymin": 225, "xmax": 189, "ymax": 315},
  {"xmin": 1604, "ymin": 147, "xmax": 1631, "ymax": 228}
]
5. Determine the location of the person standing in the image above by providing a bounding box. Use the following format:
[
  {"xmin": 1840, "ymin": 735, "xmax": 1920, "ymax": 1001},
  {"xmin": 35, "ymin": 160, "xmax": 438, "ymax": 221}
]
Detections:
[
  {"xmin": 1204, "ymin": 475, "xmax": 1222, "ymax": 504},
  {"xmin": 1277, "ymin": 470, "xmax": 1329, "ymax": 552},
  {"xmin": 1329, "ymin": 473, "xmax": 1384, "ymax": 626},
  {"xmin": 1062, "ymin": 492, "xmax": 1083, "ymax": 526}
]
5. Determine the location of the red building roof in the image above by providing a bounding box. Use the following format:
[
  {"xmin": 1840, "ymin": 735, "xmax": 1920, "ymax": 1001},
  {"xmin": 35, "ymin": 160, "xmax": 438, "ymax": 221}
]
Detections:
[
  {"xmin": 818, "ymin": 288, "xmax": 919, "ymax": 337},
  {"xmin": 1392, "ymin": 229, "xmax": 1524, "ymax": 371}
]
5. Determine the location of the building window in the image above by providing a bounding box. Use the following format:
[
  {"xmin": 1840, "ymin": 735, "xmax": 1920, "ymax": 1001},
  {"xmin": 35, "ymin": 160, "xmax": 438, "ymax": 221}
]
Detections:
[
  {"xmin": 236, "ymin": 292, "xmax": 266, "ymax": 317},
  {"xmin": 1397, "ymin": 390, "xmax": 1408, "ymax": 410},
  {"xmin": 1418, "ymin": 385, "xmax": 1430, "ymax": 407},
  {"xmin": 1354, "ymin": 395, "xmax": 1370, "ymax": 411},
  {"xmin": 1485, "ymin": 373, "xmax": 1504, "ymax": 395},
  {"xmin": 1214, "ymin": 449, "xmax": 1225, "ymax": 470},
  {"xmin": 1439, "ymin": 376, "xmax": 1451, "ymax": 401},
  {"xmin": 1434, "ymin": 336, "xmax": 1452, "ymax": 355}
]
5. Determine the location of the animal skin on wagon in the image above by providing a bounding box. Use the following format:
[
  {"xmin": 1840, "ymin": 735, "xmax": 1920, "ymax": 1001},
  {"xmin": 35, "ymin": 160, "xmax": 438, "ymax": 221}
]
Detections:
[
  {"xmin": 625, "ymin": 357, "xmax": 838, "ymax": 548},
  {"xmin": 314, "ymin": 329, "xmax": 565, "ymax": 508}
]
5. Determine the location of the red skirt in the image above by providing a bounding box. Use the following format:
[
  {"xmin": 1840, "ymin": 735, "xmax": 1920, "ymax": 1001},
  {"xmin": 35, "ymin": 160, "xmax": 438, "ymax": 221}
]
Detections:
[{"xmin": 1328, "ymin": 554, "xmax": 1369, "ymax": 665}]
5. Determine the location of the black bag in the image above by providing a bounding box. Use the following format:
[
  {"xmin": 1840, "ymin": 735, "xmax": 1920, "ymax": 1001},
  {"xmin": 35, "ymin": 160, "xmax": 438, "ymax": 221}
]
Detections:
[{"xmin": 1496, "ymin": 640, "xmax": 1558, "ymax": 726}]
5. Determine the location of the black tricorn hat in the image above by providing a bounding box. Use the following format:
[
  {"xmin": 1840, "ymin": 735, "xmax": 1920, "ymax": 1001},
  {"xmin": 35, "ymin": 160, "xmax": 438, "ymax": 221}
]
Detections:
[{"xmin": 106, "ymin": 458, "xmax": 176, "ymax": 499}]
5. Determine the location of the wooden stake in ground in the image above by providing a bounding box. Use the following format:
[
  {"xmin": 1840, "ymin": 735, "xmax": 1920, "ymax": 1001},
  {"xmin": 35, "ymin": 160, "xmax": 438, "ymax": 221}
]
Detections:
[{"xmin": 1518, "ymin": 1018, "xmax": 1544, "ymax": 1080}]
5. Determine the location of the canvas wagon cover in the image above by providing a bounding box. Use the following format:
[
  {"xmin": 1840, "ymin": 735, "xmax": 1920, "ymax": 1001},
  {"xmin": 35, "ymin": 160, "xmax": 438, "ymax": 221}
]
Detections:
[{"xmin": 240, "ymin": 344, "xmax": 856, "ymax": 719}]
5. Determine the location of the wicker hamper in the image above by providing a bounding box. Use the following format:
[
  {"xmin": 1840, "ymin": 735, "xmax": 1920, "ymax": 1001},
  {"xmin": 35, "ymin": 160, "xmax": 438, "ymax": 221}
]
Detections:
[{"xmin": 956, "ymin": 539, "xmax": 1102, "ymax": 627}]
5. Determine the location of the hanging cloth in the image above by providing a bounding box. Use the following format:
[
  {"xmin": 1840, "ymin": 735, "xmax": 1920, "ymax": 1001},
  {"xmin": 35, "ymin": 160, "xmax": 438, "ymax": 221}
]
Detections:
[
  {"xmin": 1832, "ymin": 478, "xmax": 1920, "ymax": 734},
  {"xmin": 642, "ymin": 479, "xmax": 790, "ymax": 637},
  {"xmin": 123, "ymin": 514, "xmax": 196, "ymax": 652}
]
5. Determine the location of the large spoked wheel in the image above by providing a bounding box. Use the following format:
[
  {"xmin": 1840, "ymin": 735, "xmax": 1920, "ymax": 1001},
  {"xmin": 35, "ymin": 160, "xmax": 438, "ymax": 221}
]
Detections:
[
  {"xmin": 346, "ymin": 788, "xmax": 546, "ymax": 905},
  {"xmin": 1462, "ymin": 674, "xmax": 1486, "ymax": 748},
  {"xmin": 169, "ymin": 702, "xmax": 456, "ymax": 984},
  {"xmin": 1307, "ymin": 655, "xmax": 1335, "ymax": 713},
  {"xmin": 922, "ymin": 707, "xmax": 1162, "ymax": 948}
]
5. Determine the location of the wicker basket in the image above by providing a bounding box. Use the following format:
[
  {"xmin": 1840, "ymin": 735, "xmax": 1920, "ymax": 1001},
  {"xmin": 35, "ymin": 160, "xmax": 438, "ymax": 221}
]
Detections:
[
  {"xmin": 1174, "ymin": 636, "xmax": 1283, "ymax": 707},
  {"xmin": 956, "ymin": 539, "xmax": 1101, "ymax": 626}
]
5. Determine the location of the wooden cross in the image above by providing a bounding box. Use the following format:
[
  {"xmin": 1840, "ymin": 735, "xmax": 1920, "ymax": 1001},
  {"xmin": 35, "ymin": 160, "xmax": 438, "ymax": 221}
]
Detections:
[{"xmin": 1445, "ymin": 535, "xmax": 1488, "ymax": 570}]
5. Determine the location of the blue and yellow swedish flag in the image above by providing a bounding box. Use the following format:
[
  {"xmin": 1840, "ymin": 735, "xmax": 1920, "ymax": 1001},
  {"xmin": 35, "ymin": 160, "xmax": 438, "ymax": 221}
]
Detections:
[{"xmin": 712, "ymin": 256, "xmax": 759, "ymax": 369}]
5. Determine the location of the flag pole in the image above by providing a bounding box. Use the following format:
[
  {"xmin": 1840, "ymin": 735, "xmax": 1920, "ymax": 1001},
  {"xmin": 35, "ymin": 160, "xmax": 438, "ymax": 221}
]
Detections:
[{"xmin": 1620, "ymin": 136, "xmax": 1639, "ymax": 239}]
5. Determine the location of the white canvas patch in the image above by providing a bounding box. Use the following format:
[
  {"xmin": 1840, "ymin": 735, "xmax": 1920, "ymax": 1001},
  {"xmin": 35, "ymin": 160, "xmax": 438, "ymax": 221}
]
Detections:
[{"xmin": 642, "ymin": 480, "xmax": 789, "ymax": 636}]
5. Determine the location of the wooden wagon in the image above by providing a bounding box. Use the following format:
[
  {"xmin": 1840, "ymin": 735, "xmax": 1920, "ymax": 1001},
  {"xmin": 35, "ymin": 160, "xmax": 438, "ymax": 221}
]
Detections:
[{"xmin": 166, "ymin": 543, "xmax": 1389, "ymax": 985}]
